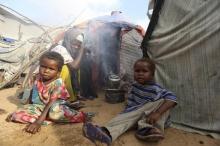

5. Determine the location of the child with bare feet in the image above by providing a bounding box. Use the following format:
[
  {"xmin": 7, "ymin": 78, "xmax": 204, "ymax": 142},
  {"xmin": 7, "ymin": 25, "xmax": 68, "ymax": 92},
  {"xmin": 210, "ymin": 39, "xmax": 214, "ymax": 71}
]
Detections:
[{"xmin": 6, "ymin": 52, "xmax": 90, "ymax": 134}]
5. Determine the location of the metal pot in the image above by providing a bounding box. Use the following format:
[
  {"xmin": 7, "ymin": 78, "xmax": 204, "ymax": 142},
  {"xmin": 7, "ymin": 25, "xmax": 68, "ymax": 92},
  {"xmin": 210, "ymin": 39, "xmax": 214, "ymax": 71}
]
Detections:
[
  {"xmin": 107, "ymin": 74, "xmax": 120, "ymax": 89},
  {"xmin": 105, "ymin": 88, "xmax": 125, "ymax": 104}
]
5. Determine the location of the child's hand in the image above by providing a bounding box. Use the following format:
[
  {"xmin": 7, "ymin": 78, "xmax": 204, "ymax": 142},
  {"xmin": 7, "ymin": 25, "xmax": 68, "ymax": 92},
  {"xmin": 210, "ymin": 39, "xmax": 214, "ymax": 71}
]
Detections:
[
  {"xmin": 24, "ymin": 122, "xmax": 41, "ymax": 134},
  {"xmin": 146, "ymin": 111, "xmax": 161, "ymax": 125}
]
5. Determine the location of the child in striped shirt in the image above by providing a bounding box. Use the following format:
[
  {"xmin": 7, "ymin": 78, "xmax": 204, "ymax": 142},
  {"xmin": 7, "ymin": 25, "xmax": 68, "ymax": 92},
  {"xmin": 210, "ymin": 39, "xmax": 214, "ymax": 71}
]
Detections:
[{"xmin": 83, "ymin": 58, "xmax": 177, "ymax": 145}]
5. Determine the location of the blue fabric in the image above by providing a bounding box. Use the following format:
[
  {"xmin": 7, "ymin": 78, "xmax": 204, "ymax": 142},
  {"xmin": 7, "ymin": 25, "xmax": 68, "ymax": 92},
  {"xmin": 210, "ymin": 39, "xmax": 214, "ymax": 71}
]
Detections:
[
  {"xmin": 3, "ymin": 37, "xmax": 15, "ymax": 43},
  {"xmin": 123, "ymin": 81, "xmax": 177, "ymax": 113},
  {"xmin": 31, "ymin": 85, "xmax": 44, "ymax": 105},
  {"xmin": 83, "ymin": 122, "xmax": 112, "ymax": 145}
]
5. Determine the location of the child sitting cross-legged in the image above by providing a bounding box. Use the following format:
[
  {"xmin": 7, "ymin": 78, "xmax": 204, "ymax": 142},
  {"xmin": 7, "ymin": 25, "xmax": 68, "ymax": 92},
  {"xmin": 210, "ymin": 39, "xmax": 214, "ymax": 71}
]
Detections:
[
  {"xmin": 6, "ymin": 51, "xmax": 91, "ymax": 134},
  {"xmin": 83, "ymin": 58, "xmax": 177, "ymax": 145}
]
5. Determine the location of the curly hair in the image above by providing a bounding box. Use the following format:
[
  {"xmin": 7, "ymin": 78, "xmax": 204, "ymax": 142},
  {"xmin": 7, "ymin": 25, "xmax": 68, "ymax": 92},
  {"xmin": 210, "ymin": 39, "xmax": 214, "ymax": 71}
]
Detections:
[
  {"xmin": 39, "ymin": 51, "xmax": 64, "ymax": 71},
  {"xmin": 134, "ymin": 58, "xmax": 156, "ymax": 75}
]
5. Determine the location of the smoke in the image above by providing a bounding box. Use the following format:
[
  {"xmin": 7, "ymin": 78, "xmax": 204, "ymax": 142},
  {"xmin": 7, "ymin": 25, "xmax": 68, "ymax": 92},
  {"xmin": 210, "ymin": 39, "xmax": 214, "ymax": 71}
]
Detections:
[
  {"xmin": 81, "ymin": 17, "xmax": 137, "ymax": 86},
  {"xmin": 62, "ymin": 12, "xmax": 138, "ymax": 86}
]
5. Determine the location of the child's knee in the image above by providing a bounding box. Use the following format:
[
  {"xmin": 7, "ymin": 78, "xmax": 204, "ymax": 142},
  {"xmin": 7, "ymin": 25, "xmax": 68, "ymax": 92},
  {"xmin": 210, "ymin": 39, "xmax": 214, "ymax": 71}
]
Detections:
[{"xmin": 48, "ymin": 104, "xmax": 63, "ymax": 121}]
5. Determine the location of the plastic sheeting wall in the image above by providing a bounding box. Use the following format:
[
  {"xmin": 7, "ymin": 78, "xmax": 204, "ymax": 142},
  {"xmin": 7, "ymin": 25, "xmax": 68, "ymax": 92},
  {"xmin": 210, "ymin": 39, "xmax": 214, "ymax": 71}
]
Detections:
[
  {"xmin": 147, "ymin": 0, "xmax": 220, "ymax": 138},
  {"xmin": 120, "ymin": 29, "xmax": 143, "ymax": 81}
]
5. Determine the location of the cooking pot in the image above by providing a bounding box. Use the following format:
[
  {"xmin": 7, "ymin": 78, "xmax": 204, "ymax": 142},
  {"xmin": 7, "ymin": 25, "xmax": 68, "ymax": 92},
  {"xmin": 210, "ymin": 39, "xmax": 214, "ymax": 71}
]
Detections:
[
  {"xmin": 107, "ymin": 74, "xmax": 120, "ymax": 89},
  {"xmin": 105, "ymin": 88, "xmax": 125, "ymax": 104}
]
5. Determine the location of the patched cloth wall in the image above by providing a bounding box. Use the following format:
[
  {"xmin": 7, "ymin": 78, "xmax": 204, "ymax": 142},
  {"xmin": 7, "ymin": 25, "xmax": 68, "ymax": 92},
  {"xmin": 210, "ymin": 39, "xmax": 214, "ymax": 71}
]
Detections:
[
  {"xmin": 146, "ymin": 0, "xmax": 220, "ymax": 138},
  {"xmin": 120, "ymin": 29, "xmax": 143, "ymax": 81}
]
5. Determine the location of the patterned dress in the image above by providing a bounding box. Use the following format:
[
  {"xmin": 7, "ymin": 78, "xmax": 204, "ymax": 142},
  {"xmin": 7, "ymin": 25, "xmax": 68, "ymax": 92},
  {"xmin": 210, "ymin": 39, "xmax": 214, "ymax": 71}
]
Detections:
[{"xmin": 10, "ymin": 77, "xmax": 85, "ymax": 125}]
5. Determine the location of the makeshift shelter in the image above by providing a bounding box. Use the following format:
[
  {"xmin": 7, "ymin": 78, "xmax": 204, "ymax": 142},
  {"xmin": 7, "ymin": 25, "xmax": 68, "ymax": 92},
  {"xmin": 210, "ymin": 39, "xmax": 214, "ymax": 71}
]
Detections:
[
  {"xmin": 58, "ymin": 18, "xmax": 144, "ymax": 98},
  {"xmin": 75, "ymin": 19, "xmax": 143, "ymax": 85},
  {"xmin": 1, "ymin": 0, "xmax": 219, "ymax": 141},
  {"xmin": 141, "ymin": 0, "xmax": 220, "ymax": 139},
  {"xmin": 0, "ymin": 5, "xmax": 144, "ymax": 91},
  {"xmin": 0, "ymin": 4, "xmax": 56, "ymax": 88}
]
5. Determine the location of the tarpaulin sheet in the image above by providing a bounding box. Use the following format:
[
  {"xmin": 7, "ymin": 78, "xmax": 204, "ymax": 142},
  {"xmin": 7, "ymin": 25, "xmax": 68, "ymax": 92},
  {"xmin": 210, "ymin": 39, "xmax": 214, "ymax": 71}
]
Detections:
[{"xmin": 146, "ymin": 0, "xmax": 220, "ymax": 139}]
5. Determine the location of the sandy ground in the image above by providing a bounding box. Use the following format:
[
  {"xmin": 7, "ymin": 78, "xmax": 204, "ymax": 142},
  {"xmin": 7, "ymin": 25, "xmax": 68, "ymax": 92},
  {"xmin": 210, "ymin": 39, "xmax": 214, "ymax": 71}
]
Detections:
[{"xmin": 0, "ymin": 87, "xmax": 220, "ymax": 146}]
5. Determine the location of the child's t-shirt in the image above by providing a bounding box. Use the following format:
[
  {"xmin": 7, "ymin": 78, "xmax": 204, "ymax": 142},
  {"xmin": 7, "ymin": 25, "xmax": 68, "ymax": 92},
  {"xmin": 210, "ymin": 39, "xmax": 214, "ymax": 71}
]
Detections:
[{"xmin": 124, "ymin": 81, "xmax": 177, "ymax": 113}]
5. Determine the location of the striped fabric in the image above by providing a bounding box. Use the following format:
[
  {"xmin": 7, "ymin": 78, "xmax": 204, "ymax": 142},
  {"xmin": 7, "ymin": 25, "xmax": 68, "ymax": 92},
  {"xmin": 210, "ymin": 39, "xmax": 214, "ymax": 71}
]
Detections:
[{"xmin": 124, "ymin": 81, "xmax": 177, "ymax": 113}]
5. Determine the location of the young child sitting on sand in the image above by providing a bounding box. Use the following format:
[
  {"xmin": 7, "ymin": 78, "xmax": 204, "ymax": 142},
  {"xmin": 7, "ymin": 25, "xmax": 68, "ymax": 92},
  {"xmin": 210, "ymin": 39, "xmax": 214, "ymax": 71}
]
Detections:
[
  {"xmin": 83, "ymin": 58, "xmax": 177, "ymax": 145},
  {"xmin": 6, "ymin": 51, "xmax": 89, "ymax": 134}
]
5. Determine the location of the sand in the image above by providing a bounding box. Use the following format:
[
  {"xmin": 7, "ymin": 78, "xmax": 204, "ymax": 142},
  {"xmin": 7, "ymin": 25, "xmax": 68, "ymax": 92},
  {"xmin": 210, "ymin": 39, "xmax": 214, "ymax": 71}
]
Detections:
[{"xmin": 0, "ymin": 87, "xmax": 219, "ymax": 146}]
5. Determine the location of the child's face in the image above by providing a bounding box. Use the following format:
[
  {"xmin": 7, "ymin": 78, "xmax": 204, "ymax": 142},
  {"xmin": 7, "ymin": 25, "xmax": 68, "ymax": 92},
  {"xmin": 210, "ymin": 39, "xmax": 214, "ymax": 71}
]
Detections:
[
  {"xmin": 39, "ymin": 58, "xmax": 59, "ymax": 83},
  {"xmin": 134, "ymin": 61, "xmax": 154, "ymax": 85}
]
